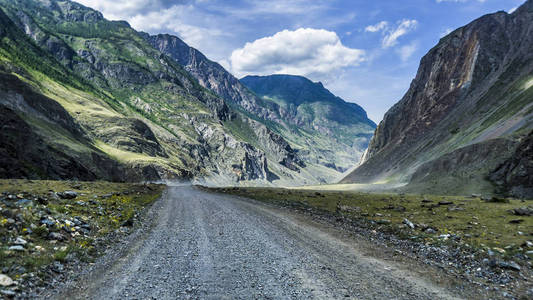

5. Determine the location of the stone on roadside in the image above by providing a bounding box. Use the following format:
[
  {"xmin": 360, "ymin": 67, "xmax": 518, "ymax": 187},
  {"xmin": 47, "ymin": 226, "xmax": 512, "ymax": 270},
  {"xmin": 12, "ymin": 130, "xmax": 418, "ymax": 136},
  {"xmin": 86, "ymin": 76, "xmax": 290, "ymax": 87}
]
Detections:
[
  {"xmin": 48, "ymin": 232, "xmax": 64, "ymax": 241},
  {"xmin": 425, "ymin": 228, "xmax": 437, "ymax": 234},
  {"xmin": 57, "ymin": 191, "xmax": 78, "ymax": 199},
  {"xmin": 8, "ymin": 245, "xmax": 24, "ymax": 252},
  {"xmin": 490, "ymin": 260, "xmax": 521, "ymax": 271},
  {"xmin": 0, "ymin": 274, "xmax": 14, "ymax": 287},
  {"xmin": 512, "ymin": 206, "xmax": 533, "ymax": 216},
  {"xmin": 493, "ymin": 247, "xmax": 506, "ymax": 254},
  {"xmin": 402, "ymin": 218, "xmax": 415, "ymax": 229},
  {"xmin": 13, "ymin": 237, "xmax": 27, "ymax": 246}
]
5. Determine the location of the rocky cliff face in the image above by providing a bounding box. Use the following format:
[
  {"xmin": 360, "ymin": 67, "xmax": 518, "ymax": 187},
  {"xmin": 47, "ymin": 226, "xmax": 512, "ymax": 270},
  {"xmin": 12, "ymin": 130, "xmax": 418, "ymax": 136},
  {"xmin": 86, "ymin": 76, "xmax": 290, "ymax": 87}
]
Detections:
[
  {"xmin": 342, "ymin": 0, "xmax": 533, "ymax": 196},
  {"xmin": 148, "ymin": 35, "xmax": 375, "ymax": 181},
  {"xmin": 0, "ymin": 0, "xmax": 305, "ymax": 184},
  {"xmin": 147, "ymin": 34, "xmax": 282, "ymax": 123},
  {"xmin": 490, "ymin": 130, "xmax": 533, "ymax": 198}
]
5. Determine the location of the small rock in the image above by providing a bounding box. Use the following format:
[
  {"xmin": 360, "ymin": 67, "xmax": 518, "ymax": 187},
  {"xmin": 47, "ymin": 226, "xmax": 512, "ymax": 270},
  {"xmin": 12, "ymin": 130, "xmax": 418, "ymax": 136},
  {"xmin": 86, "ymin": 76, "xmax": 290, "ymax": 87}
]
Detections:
[
  {"xmin": 40, "ymin": 218, "xmax": 55, "ymax": 227},
  {"xmin": 403, "ymin": 218, "xmax": 415, "ymax": 229},
  {"xmin": 493, "ymin": 247, "xmax": 506, "ymax": 254},
  {"xmin": 438, "ymin": 201, "xmax": 453, "ymax": 206},
  {"xmin": 471, "ymin": 194, "xmax": 481, "ymax": 198},
  {"xmin": 15, "ymin": 199, "xmax": 32, "ymax": 207},
  {"xmin": 36, "ymin": 197, "xmax": 48, "ymax": 205},
  {"xmin": 512, "ymin": 206, "xmax": 533, "ymax": 216},
  {"xmin": 57, "ymin": 191, "xmax": 77, "ymax": 199},
  {"xmin": 376, "ymin": 219, "xmax": 391, "ymax": 225},
  {"xmin": 8, "ymin": 245, "xmax": 24, "ymax": 252},
  {"xmin": 0, "ymin": 274, "xmax": 14, "ymax": 287},
  {"xmin": 13, "ymin": 237, "xmax": 27, "ymax": 246},
  {"xmin": 48, "ymin": 232, "xmax": 64, "ymax": 241},
  {"xmin": 481, "ymin": 195, "xmax": 494, "ymax": 202},
  {"xmin": 439, "ymin": 234, "xmax": 451, "ymax": 240},
  {"xmin": 0, "ymin": 289, "xmax": 16, "ymax": 297},
  {"xmin": 51, "ymin": 262, "xmax": 64, "ymax": 273},
  {"xmin": 492, "ymin": 260, "xmax": 521, "ymax": 271},
  {"xmin": 425, "ymin": 228, "xmax": 437, "ymax": 234}
]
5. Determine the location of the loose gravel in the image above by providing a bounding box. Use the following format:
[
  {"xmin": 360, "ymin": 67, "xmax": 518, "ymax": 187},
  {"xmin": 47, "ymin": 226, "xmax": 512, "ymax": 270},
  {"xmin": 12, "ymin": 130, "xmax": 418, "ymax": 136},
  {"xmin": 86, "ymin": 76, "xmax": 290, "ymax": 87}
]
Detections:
[{"xmin": 52, "ymin": 185, "xmax": 480, "ymax": 299}]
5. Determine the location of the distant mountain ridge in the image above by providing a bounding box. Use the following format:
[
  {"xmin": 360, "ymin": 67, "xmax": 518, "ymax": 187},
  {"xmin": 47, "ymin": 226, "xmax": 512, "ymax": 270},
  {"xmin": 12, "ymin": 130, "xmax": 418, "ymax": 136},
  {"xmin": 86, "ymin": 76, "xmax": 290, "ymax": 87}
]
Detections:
[
  {"xmin": 342, "ymin": 0, "xmax": 533, "ymax": 198},
  {"xmin": 148, "ymin": 34, "xmax": 376, "ymax": 181},
  {"xmin": 0, "ymin": 0, "xmax": 303, "ymax": 184},
  {"xmin": 0, "ymin": 0, "xmax": 375, "ymax": 185},
  {"xmin": 241, "ymin": 74, "xmax": 376, "ymax": 173}
]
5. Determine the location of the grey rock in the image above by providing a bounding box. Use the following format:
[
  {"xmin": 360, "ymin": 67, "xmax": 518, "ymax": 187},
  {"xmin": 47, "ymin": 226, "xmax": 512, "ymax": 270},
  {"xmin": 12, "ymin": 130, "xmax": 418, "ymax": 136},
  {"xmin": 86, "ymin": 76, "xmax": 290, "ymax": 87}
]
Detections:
[
  {"xmin": 425, "ymin": 227, "xmax": 437, "ymax": 234},
  {"xmin": 403, "ymin": 218, "xmax": 415, "ymax": 229},
  {"xmin": 8, "ymin": 245, "xmax": 24, "ymax": 251},
  {"xmin": 48, "ymin": 232, "xmax": 64, "ymax": 241},
  {"xmin": 13, "ymin": 237, "xmax": 27, "ymax": 246},
  {"xmin": 0, "ymin": 274, "xmax": 14, "ymax": 287},
  {"xmin": 0, "ymin": 289, "xmax": 16, "ymax": 296},
  {"xmin": 376, "ymin": 219, "xmax": 391, "ymax": 225},
  {"xmin": 512, "ymin": 206, "xmax": 533, "ymax": 216},
  {"xmin": 57, "ymin": 191, "xmax": 78, "ymax": 199},
  {"xmin": 489, "ymin": 259, "xmax": 521, "ymax": 271}
]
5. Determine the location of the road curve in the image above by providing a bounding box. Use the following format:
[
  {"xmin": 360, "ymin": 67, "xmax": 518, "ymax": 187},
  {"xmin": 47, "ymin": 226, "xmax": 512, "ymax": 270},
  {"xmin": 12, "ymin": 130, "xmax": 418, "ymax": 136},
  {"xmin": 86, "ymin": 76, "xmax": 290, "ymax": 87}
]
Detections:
[{"xmin": 58, "ymin": 185, "xmax": 463, "ymax": 299}]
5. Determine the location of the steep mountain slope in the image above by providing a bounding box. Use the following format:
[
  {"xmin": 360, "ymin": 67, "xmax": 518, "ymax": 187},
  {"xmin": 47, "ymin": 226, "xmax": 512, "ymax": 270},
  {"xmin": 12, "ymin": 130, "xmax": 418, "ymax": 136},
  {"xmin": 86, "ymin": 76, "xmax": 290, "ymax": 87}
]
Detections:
[
  {"xmin": 241, "ymin": 75, "xmax": 376, "ymax": 172},
  {"xmin": 342, "ymin": 0, "xmax": 533, "ymax": 197},
  {"xmin": 148, "ymin": 35, "xmax": 376, "ymax": 182},
  {"xmin": 0, "ymin": 0, "xmax": 314, "ymax": 184}
]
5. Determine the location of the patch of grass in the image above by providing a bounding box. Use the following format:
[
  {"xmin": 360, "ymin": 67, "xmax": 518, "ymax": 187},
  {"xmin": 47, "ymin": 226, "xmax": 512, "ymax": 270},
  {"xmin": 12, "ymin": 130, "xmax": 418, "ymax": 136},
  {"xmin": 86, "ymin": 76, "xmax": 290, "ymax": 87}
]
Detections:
[
  {"xmin": 0, "ymin": 179, "xmax": 165, "ymax": 277},
  {"xmin": 210, "ymin": 187, "xmax": 533, "ymax": 258}
]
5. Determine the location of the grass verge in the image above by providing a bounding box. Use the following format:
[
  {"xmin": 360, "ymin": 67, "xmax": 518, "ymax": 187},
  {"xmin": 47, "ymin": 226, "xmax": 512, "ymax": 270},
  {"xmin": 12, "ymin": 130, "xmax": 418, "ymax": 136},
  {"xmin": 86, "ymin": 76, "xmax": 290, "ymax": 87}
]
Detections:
[
  {"xmin": 208, "ymin": 187, "xmax": 533, "ymax": 258},
  {"xmin": 0, "ymin": 179, "xmax": 164, "ymax": 285}
]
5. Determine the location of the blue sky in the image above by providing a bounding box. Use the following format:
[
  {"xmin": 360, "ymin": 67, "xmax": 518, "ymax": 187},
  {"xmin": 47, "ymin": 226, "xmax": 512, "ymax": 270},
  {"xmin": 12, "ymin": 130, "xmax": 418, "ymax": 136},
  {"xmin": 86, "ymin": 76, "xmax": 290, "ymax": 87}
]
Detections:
[{"xmin": 76, "ymin": 0, "xmax": 524, "ymax": 122}]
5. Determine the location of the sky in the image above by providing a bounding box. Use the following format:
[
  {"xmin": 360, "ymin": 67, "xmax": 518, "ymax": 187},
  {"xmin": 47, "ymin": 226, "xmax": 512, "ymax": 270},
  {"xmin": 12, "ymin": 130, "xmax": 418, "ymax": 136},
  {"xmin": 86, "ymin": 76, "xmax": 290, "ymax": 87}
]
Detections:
[{"xmin": 75, "ymin": 0, "xmax": 525, "ymax": 123}]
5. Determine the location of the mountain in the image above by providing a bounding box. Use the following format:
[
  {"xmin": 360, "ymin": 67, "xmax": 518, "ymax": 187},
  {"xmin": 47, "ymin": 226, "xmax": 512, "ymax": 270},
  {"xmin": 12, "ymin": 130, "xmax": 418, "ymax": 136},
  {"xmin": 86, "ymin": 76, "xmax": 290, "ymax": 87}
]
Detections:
[
  {"xmin": 148, "ymin": 35, "xmax": 376, "ymax": 182},
  {"xmin": 342, "ymin": 0, "xmax": 533, "ymax": 198},
  {"xmin": 241, "ymin": 75, "xmax": 376, "ymax": 173},
  {"xmin": 0, "ymin": 0, "xmax": 325, "ymax": 184}
]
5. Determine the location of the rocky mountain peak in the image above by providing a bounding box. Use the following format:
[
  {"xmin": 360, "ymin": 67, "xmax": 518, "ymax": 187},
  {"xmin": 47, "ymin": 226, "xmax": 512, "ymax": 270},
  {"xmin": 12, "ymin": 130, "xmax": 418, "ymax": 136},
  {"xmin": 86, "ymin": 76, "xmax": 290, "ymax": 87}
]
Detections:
[{"xmin": 342, "ymin": 0, "xmax": 533, "ymax": 197}]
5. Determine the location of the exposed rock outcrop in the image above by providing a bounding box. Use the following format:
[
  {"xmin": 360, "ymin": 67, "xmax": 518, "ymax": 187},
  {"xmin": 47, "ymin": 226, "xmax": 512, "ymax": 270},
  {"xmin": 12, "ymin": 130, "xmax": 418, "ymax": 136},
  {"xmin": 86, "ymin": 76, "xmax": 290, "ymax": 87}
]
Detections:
[
  {"xmin": 491, "ymin": 130, "xmax": 533, "ymax": 198},
  {"xmin": 342, "ymin": 0, "xmax": 533, "ymax": 196}
]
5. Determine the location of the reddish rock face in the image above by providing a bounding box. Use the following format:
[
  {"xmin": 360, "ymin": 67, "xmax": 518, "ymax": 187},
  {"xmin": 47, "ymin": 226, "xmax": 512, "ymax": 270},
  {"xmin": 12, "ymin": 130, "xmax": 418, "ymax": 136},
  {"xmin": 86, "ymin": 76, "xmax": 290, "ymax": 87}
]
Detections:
[{"xmin": 342, "ymin": 0, "xmax": 533, "ymax": 196}]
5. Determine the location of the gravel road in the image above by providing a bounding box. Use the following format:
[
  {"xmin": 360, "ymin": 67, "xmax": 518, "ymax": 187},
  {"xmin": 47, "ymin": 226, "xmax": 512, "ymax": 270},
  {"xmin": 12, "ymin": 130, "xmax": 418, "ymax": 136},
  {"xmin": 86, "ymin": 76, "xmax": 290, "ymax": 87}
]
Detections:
[{"xmin": 57, "ymin": 185, "xmax": 465, "ymax": 299}]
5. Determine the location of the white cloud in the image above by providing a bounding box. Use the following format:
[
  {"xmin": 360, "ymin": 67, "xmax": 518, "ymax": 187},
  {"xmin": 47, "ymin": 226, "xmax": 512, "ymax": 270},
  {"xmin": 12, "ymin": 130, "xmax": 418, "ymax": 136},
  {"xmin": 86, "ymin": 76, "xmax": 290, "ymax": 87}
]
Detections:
[
  {"xmin": 128, "ymin": 5, "xmax": 229, "ymax": 50},
  {"xmin": 75, "ymin": 0, "xmax": 233, "ymax": 60},
  {"xmin": 440, "ymin": 28, "xmax": 454, "ymax": 37},
  {"xmin": 229, "ymin": 28, "xmax": 365, "ymax": 79},
  {"xmin": 397, "ymin": 42, "xmax": 418, "ymax": 62},
  {"xmin": 365, "ymin": 21, "xmax": 388, "ymax": 33},
  {"xmin": 382, "ymin": 19, "xmax": 418, "ymax": 48}
]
